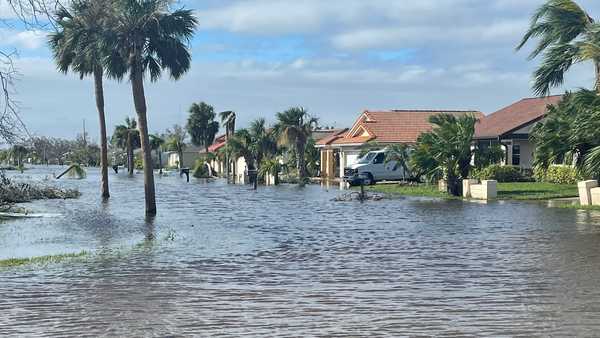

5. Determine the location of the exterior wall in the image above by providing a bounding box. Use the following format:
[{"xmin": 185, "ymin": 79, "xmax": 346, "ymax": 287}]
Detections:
[
  {"xmin": 166, "ymin": 151, "xmax": 201, "ymax": 169},
  {"xmin": 319, "ymin": 148, "xmax": 338, "ymax": 180},
  {"xmin": 338, "ymin": 148, "xmax": 361, "ymax": 178},
  {"xmin": 504, "ymin": 139, "xmax": 535, "ymax": 169}
]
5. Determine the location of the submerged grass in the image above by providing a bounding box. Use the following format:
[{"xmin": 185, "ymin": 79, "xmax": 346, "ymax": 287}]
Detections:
[
  {"xmin": 0, "ymin": 251, "xmax": 88, "ymax": 268},
  {"xmin": 362, "ymin": 184, "xmax": 453, "ymax": 199}
]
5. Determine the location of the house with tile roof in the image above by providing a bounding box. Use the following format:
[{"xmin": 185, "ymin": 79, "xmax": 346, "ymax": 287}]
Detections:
[
  {"xmin": 316, "ymin": 109, "xmax": 483, "ymax": 180},
  {"xmin": 474, "ymin": 95, "xmax": 562, "ymax": 169}
]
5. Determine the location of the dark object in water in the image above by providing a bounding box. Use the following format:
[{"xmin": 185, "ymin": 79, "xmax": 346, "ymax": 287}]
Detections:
[{"xmin": 180, "ymin": 168, "xmax": 190, "ymax": 182}]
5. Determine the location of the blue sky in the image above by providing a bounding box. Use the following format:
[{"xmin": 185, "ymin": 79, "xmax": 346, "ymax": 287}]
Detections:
[{"xmin": 1, "ymin": 0, "xmax": 600, "ymax": 141}]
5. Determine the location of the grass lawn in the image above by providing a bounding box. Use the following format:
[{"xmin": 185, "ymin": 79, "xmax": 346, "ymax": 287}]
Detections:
[
  {"xmin": 362, "ymin": 182, "xmax": 578, "ymax": 201},
  {"xmin": 496, "ymin": 182, "xmax": 578, "ymax": 200}
]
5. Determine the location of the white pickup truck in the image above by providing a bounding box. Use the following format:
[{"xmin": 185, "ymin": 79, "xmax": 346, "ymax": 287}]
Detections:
[{"xmin": 343, "ymin": 149, "xmax": 408, "ymax": 185}]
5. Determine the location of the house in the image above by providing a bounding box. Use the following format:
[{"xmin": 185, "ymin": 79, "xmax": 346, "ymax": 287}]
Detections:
[
  {"xmin": 474, "ymin": 95, "xmax": 563, "ymax": 169},
  {"xmin": 316, "ymin": 109, "xmax": 483, "ymax": 180},
  {"xmin": 164, "ymin": 145, "xmax": 203, "ymax": 169}
]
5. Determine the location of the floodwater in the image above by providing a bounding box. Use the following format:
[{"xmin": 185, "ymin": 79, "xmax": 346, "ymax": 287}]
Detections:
[{"xmin": 2, "ymin": 166, "xmax": 600, "ymax": 336}]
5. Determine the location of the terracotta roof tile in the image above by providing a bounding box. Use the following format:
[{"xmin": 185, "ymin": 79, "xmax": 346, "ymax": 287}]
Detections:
[
  {"xmin": 330, "ymin": 110, "xmax": 482, "ymax": 146},
  {"xmin": 316, "ymin": 128, "xmax": 349, "ymax": 146},
  {"xmin": 474, "ymin": 95, "xmax": 563, "ymax": 139},
  {"xmin": 207, "ymin": 134, "xmax": 227, "ymax": 153}
]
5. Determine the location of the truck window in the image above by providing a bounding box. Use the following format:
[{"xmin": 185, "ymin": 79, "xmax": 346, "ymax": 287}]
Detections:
[{"xmin": 373, "ymin": 153, "xmax": 385, "ymax": 164}]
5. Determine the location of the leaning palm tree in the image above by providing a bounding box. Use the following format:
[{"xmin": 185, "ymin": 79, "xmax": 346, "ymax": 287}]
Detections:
[
  {"xmin": 274, "ymin": 107, "xmax": 318, "ymax": 186},
  {"xmin": 517, "ymin": 0, "xmax": 600, "ymax": 95},
  {"xmin": 219, "ymin": 110, "xmax": 236, "ymax": 182},
  {"xmin": 48, "ymin": 0, "xmax": 114, "ymax": 198},
  {"xmin": 105, "ymin": 0, "xmax": 197, "ymax": 215},
  {"xmin": 112, "ymin": 117, "xmax": 140, "ymax": 176}
]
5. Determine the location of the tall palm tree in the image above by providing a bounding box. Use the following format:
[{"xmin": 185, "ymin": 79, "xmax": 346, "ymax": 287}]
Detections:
[
  {"xmin": 165, "ymin": 125, "xmax": 187, "ymax": 169},
  {"xmin": 48, "ymin": 0, "xmax": 114, "ymax": 198},
  {"xmin": 105, "ymin": 0, "xmax": 197, "ymax": 215},
  {"xmin": 517, "ymin": 0, "xmax": 600, "ymax": 95},
  {"xmin": 274, "ymin": 107, "xmax": 318, "ymax": 186},
  {"xmin": 249, "ymin": 118, "xmax": 277, "ymax": 174},
  {"xmin": 112, "ymin": 117, "xmax": 140, "ymax": 176},
  {"xmin": 219, "ymin": 110, "xmax": 236, "ymax": 183},
  {"xmin": 149, "ymin": 134, "xmax": 165, "ymax": 171},
  {"xmin": 187, "ymin": 102, "xmax": 219, "ymax": 154}
]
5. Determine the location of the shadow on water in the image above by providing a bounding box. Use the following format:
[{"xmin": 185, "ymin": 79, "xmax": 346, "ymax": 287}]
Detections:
[{"xmin": 2, "ymin": 166, "xmax": 600, "ymax": 336}]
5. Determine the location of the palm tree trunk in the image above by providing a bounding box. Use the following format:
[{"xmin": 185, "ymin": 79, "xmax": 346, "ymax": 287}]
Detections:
[
  {"xmin": 93, "ymin": 67, "xmax": 109, "ymax": 199},
  {"xmin": 127, "ymin": 134, "xmax": 134, "ymax": 176},
  {"xmin": 131, "ymin": 63, "xmax": 157, "ymax": 216},
  {"xmin": 178, "ymin": 149, "xmax": 183, "ymax": 169},
  {"xmin": 158, "ymin": 150, "xmax": 162, "ymax": 172},
  {"xmin": 297, "ymin": 140, "xmax": 307, "ymax": 187}
]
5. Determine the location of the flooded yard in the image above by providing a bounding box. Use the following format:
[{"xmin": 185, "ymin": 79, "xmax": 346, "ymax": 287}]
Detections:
[{"xmin": 2, "ymin": 166, "xmax": 600, "ymax": 336}]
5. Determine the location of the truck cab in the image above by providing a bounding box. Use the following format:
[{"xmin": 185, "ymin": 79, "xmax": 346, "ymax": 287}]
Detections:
[{"xmin": 344, "ymin": 149, "xmax": 407, "ymax": 185}]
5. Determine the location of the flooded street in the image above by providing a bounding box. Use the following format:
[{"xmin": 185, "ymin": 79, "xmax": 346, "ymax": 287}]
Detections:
[{"xmin": 2, "ymin": 166, "xmax": 600, "ymax": 336}]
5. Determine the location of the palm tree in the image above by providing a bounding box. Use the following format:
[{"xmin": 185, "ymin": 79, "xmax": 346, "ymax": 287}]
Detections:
[
  {"xmin": 48, "ymin": 0, "xmax": 114, "ymax": 198},
  {"xmin": 112, "ymin": 117, "xmax": 140, "ymax": 176},
  {"xmin": 219, "ymin": 110, "xmax": 236, "ymax": 182},
  {"xmin": 274, "ymin": 107, "xmax": 318, "ymax": 186},
  {"xmin": 385, "ymin": 144, "xmax": 412, "ymax": 181},
  {"xmin": 105, "ymin": 0, "xmax": 197, "ymax": 215},
  {"xmin": 165, "ymin": 125, "xmax": 187, "ymax": 169},
  {"xmin": 411, "ymin": 113, "xmax": 479, "ymax": 196},
  {"xmin": 187, "ymin": 102, "xmax": 220, "ymax": 154},
  {"xmin": 517, "ymin": 0, "xmax": 600, "ymax": 95},
  {"xmin": 149, "ymin": 134, "xmax": 165, "ymax": 171}
]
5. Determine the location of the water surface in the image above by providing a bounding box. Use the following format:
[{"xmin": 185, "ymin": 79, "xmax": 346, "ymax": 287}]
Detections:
[{"xmin": 2, "ymin": 166, "xmax": 600, "ymax": 336}]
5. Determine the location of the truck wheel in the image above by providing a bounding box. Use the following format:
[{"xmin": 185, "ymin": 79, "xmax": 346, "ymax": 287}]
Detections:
[{"xmin": 362, "ymin": 173, "xmax": 375, "ymax": 185}]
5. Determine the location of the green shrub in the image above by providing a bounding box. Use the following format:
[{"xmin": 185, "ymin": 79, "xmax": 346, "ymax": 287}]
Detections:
[
  {"xmin": 534, "ymin": 165, "xmax": 579, "ymax": 184},
  {"xmin": 192, "ymin": 160, "xmax": 210, "ymax": 178},
  {"xmin": 474, "ymin": 165, "xmax": 525, "ymax": 182}
]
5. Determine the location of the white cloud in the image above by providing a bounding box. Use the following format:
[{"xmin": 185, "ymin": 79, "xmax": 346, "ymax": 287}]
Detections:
[{"xmin": 0, "ymin": 29, "xmax": 46, "ymax": 50}]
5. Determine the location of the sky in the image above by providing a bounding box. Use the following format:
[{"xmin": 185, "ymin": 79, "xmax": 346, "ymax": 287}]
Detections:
[{"xmin": 2, "ymin": 0, "xmax": 600, "ymax": 142}]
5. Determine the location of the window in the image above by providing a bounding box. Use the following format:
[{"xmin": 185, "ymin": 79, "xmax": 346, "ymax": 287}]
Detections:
[
  {"xmin": 373, "ymin": 153, "xmax": 385, "ymax": 164},
  {"xmin": 512, "ymin": 144, "xmax": 520, "ymax": 166}
]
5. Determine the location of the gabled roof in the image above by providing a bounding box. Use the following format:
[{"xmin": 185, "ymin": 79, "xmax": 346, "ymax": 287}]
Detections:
[
  {"xmin": 474, "ymin": 95, "xmax": 563, "ymax": 139},
  {"xmin": 319, "ymin": 109, "xmax": 483, "ymax": 147},
  {"xmin": 207, "ymin": 134, "xmax": 227, "ymax": 153}
]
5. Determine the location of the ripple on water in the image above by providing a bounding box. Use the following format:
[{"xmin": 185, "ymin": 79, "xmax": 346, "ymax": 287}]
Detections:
[{"xmin": 1, "ymin": 166, "xmax": 600, "ymax": 336}]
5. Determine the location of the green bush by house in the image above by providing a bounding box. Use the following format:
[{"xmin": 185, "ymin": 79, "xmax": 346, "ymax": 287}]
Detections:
[
  {"xmin": 534, "ymin": 165, "xmax": 580, "ymax": 185},
  {"xmin": 193, "ymin": 160, "xmax": 210, "ymax": 178},
  {"xmin": 473, "ymin": 165, "xmax": 528, "ymax": 182}
]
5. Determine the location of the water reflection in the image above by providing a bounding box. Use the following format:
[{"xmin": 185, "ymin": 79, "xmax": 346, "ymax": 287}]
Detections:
[{"xmin": 1, "ymin": 166, "xmax": 600, "ymax": 336}]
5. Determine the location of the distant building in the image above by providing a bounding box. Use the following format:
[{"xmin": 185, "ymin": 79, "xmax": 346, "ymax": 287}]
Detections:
[
  {"xmin": 164, "ymin": 145, "xmax": 203, "ymax": 168},
  {"xmin": 316, "ymin": 109, "xmax": 483, "ymax": 180},
  {"xmin": 474, "ymin": 95, "xmax": 563, "ymax": 169}
]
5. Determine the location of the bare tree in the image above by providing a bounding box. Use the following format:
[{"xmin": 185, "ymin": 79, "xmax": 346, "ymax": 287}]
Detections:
[{"xmin": 0, "ymin": 0, "xmax": 63, "ymax": 144}]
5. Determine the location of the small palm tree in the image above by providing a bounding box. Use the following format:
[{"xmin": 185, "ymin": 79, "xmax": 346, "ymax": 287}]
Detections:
[
  {"xmin": 165, "ymin": 125, "xmax": 187, "ymax": 169},
  {"xmin": 112, "ymin": 117, "xmax": 140, "ymax": 176},
  {"xmin": 48, "ymin": 0, "xmax": 114, "ymax": 198},
  {"xmin": 274, "ymin": 107, "xmax": 318, "ymax": 186},
  {"xmin": 105, "ymin": 0, "xmax": 197, "ymax": 215},
  {"xmin": 10, "ymin": 145, "xmax": 28, "ymax": 167},
  {"xmin": 149, "ymin": 134, "xmax": 165, "ymax": 171},
  {"xmin": 411, "ymin": 114, "xmax": 479, "ymax": 196},
  {"xmin": 219, "ymin": 110, "xmax": 236, "ymax": 182},
  {"xmin": 517, "ymin": 0, "xmax": 600, "ymax": 95},
  {"xmin": 385, "ymin": 144, "xmax": 412, "ymax": 181}
]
